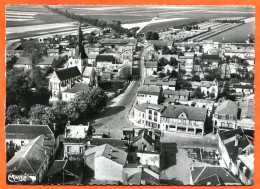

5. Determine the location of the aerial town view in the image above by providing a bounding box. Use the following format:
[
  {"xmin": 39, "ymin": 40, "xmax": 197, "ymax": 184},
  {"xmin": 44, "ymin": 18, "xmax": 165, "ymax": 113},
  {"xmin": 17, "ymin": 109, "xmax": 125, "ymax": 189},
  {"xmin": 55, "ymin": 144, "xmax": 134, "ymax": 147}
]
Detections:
[{"xmin": 5, "ymin": 5, "xmax": 255, "ymax": 185}]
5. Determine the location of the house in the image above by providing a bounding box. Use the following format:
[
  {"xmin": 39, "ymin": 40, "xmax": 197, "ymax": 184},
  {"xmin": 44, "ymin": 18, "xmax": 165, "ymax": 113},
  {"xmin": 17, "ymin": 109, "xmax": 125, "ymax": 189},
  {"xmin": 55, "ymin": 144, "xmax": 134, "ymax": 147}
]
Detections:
[
  {"xmin": 236, "ymin": 153, "xmax": 254, "ymax": 185},
  {"xmin": 130, "ymin": 129, "xmax": 156, "ymax": 152},
  {"xmin": 133, "ymin": 103, "xmax": 165, "ymax": 128},
  {"xmin": 188, "ymin": 99, "xmax": 215, "ymax": 116},
  {"xmin": 5, "ymin": 123, "xmax": 55, "ymax": 148},
  {"xmin": 84, "ymin": 144, "xmax": 128, "ymax": 182},
  {"xmin": 163, "ymin": 90, "xmax": 190, "ymax": 104},
  {"xmin": 14, "ymin": 57, "xmax": 32, "ymax": 69},
  {"xmin": 212, "ymin": 100, "xmax": 238, "ymax": 133},
  {"xmin": 201, "ymin": 54, "xmax": 220, "ymax": 68},
  {"xmin": 191, "ymin": 166, "xmax": 240, "ymax": 185},
  {"xmin": 6, "ymin": 42, "xmax": 23, "ymax": 57},
  {"xmin": 143, "ymin": 77, "xmax": 176, "ymax": 90},
  {"xmin": 237, "ymin": 100, "xmax": 254, "ymax": 131},
  {"xmin": 35, "ymin": 56, "xmax": 63, "ymax": 68},
  {"xmin": 47, "ymin": 160, "xmax": 83, "ymax": 184},
  {"xmin": 95, "ymin": 55, "xmax": 117, "ymax": 74},
  {"xmin": 100, "ymin": 38, "xmax": 137, "ymax": 52},
  {"xmin": 87, "ymin": 54, "xmax": 97, "ymax": 65},
  {"xmin": 144, "ymin": 61, "xmax": 157, "ymax": 76},
  {"xmin": 49, "ymin": 66, "xmax": 82, "ymax": 97},
  {"xmin": 63, "ymin": 123, "xmax": 91, "ymax": 161},
  {"xmin": 6, "ymin": 135, "xmax": 52, "ymax": 184},
  {"xmin": 47, "ymin": 48, "xmax": 60, "ymax": 56},
  {"xmin": 160, "ymin": 105, "xmax": 207, "ymax": 135},
  {"xmin": 82, "ymin": 66, "xmax": 98, "ymax": 86},
  {"xmin": 136, "ymin": 85, "xmax": 162, "ymax": 105},
  {"xmin": 233, "ymin": 83, "xmax": 254, "ymax": 96},
  {"xmin": 62, "ymin": 83, "xmax": 90, "ymax": 101},
  {"xmin": 178, "ymin": 55, "xmax": 194, "ymax": 73},
  {"xmin": 217, "ymin": 129, "xmax": 254, "ymax": 185},
  {"xmin": 200, "ymin": 79, "xmax": 219, "ymax": 98}
]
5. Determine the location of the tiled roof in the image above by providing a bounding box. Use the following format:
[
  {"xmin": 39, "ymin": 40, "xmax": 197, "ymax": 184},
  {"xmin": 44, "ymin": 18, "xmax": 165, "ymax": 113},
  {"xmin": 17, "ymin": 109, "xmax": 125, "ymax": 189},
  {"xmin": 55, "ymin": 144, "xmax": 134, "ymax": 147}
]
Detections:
[
  {"xmin": 218, "ymin": 128, "xmax": 243, "ymax": 141},
  {"xmin": 85, "ymin": 144, "xmax": 127, "ymax": 166},
  {"xmin": 37, "ymin": 56, "xmax": 58, "ymax": 65},
  {"xmin": 191, "ymin": 166, "xmax": 240, "ymax": 185},
  {"xmin": 5, "ymin": 124, "xmax": 54, "ymax": 140},
  {"xmin": 148, "ymin": 40, "xmax": 172, "ymax": 47},
  {"xmin": 195, "ymin": 174, "xmax": 221, "ymax": 185},
  {"xmin": 215, "ymin": 100, "xmax": 238, "ymax": 117},
  {"xmin": 233, "ymin": 84, "xmax": 254, "ymax": 90},
  {"xmin": 47, "ymin": 160, "xmax": 82, "ymax": 177},
  {"xmin": 16, "ymin": 57, "xmax": 32, "ymax": 65},
  {"xmin": 82, "ymin": 67, "xmax": 96, "ymax": 78},
  {"xmin": 47, "ymin": 49, "xmax": 59, "ymax": 53},
  {"xmin": 201, "ymin": 54, "xmax": 220, "ymax": 61},
  {"xmin": 63, "ymin": 83, "xmax": 90, "ymax": 93},
  {"xmin": 90, "ymin": 138, "xmax": 127, "ymax": 148},
  {"xmin": 145, "ymin": 61, "xmax": 157, "ymax": 68},
  {"xmin": 135, "ymin": 103, "xmax": 165, "ymax": 113},
  {"xmin": 96, "ymin": 55, "xmax": 116, "ymax": 63},
  {"xmin": 137, "ymin": 85, "xmax": 161, "ymax": 96},
  {"xmin": 144, "ymin": 77, "xmax": 176, "ymax": 86},
  {"xmin": 200, "ymin": 80, "xmax": 217, "ymax": 88},
  {"xmin": 163, "ymin": 90, "xmax": 190, "ymax": 96},
  {"xmin": 7, "ymin": 135, "xmax": 50, "ymax": 175},
  {"xmin": 7, "ymin": 42, "xmax": 22, "ymax": 51},
  {"xmin": 55, "ymin": 66, "xmax": 81, "ymax": 81},
  {"xmin": 100, "ymin": 38, "xmax": 137, "ymax": 45},
  {"xmin": 161, "ymin": 105, "xmax": 207, "ymax": 122}
]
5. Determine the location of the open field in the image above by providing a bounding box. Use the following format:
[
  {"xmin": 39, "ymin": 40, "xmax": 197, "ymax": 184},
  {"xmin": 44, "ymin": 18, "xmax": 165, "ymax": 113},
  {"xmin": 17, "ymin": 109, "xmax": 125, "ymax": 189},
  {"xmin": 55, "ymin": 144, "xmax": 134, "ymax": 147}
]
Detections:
[{"xmin": 6, "ymin": 5, "xmax": 255, "ymax": 41}]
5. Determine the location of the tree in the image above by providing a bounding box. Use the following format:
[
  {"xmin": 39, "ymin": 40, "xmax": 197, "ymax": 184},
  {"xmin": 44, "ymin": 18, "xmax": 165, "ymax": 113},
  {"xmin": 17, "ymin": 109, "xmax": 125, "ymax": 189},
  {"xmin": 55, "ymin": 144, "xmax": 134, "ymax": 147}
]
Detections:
[
  {"xmin": 6, "ymin": 105, "xmax": 21, "ymax": 124},
  {"xmin": 159, "ymin": 72, "xmax": 166, "ymax": 78},
  {"xmin": 169, "ymin": 70, "xmax": 178, "ymax": 78},
  {"xmin": 150, "ymin": 32, "xmax": 159, "ymax": 40},
  {"xmin": 169, "ymin": 57, "xmax": 178, "ymax": 67},
  {"xmin": 87, "ymin": 87, "xmax": 108, "ymax": 114},
  {"xmin": 119, "ymin": 66, "xmax": 131, "ymax": 79},
  {"xmin": 193, "ymin": 87, "xmax": 204, "ymax": 99},
  {"xmin": 21, "ymin": 40, "xmax": 43, "ymax": 64},
  {"xmin": 191, "ymin": 75, "xmax": 200, "ymax": 82},
  {"xmin": 204, "ymin": 68, "xmax": 222, "ymax": 81},
  {"xmin": 176, "ymin": 75, "xmax": 192, "ymax": 90},
  {"xmin": 28, "ymin": 105, "xmax": 50, "ymax": 125},
  {"xmin": 158, "ymin": 57, "xmax": 169, "ymax": 70}
]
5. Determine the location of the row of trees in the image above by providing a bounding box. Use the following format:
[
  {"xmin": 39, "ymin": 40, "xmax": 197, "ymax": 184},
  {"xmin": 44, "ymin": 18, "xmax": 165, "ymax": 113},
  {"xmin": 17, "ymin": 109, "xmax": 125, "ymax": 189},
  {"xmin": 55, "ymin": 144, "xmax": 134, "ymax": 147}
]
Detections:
[
  {"xmin": 6, "ymin": 87, "xmax": 108, "ymax": 133},
  {"xmin": 44, "ymin": 6, "xmax": 139, "ymax": 37}
]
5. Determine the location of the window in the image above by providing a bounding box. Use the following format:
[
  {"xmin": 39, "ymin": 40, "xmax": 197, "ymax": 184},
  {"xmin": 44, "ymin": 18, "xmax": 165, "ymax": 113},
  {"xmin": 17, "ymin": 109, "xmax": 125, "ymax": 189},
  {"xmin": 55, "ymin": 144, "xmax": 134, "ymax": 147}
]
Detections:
[
  {"xmin": 148, "ymin": 115, "xmax": 152, "ymax": 120},
  {"xmin": 149, "ymin": 110, "xmax": 152, "ymax": 114},
  {"xmin": 67, "ymin": 146, "xmax": 71, "ymax": 152},
  {"xmin": 229, "ymin": 115, "xmax": 233, "ymax": 120},
  {"xmin": 221, "ymin": 122, "xmax": 225, "ymax": 127},
  {"xmin": 154, "ymin": 111, "xmax": 158, "ymax": 116},
  {"xmin": 80, "ymin": 147, "xmax": 83, "ymax": 153},
  {"xmin": 154, "ymin": 117, "xmax": 157, "ymax": 122},
  {"xmin": 21, "ymin": 141, "xmax": 24, "ymax": 146}
]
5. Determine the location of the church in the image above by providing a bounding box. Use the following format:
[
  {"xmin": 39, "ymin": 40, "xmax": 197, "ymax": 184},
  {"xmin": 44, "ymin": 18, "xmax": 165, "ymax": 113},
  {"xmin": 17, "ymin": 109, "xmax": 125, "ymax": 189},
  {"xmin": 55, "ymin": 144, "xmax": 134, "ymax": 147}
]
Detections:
[{"xmin": 49, "ymin": 23, "xmax": 97, "ymax": 99}]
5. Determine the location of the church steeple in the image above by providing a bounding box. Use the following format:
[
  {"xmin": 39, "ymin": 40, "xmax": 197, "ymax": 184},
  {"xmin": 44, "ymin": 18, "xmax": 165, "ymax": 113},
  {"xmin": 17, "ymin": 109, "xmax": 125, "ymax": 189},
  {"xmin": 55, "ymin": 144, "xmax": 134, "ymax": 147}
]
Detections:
[{"xmin": 74, "ymin": 23, "xmax": 88, "ymax": 59}]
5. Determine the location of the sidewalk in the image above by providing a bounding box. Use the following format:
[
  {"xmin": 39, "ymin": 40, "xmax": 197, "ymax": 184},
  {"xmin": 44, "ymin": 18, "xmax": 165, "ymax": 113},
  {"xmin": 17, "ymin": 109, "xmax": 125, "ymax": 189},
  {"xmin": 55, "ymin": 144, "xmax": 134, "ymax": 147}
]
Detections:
[{"xmin": 107, "ymin": 81, "xmax": 135, "ymax": 107}]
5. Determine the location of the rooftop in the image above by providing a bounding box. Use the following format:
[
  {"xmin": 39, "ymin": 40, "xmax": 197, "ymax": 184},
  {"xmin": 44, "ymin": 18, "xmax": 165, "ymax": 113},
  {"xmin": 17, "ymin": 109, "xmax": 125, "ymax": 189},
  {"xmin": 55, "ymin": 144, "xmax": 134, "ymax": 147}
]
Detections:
[
  {"xmin": 191, "ymin": 166, "xmax": 240, "ymax": 185},
  {"xmin": 55, "ymin": 66, "xmax": 81, "ymax": 81},
  {"xmin": 145, "ymin": 61, "xmax": 157, "ymax": 68},
  {"xmin": 85, "ymin": 144, "xmax": 128, "ymax": 166},
  {"xmin": 144, "ymin": 77, "xmax": 176, "ymax": 86},
  {"xmin": 63, "ymin": 83, "xmax": 90, "ymax": 94},
  {"xmin": 96, "ymin": 55, "xmax": 116, "ymax": 63},
  {"xmin": 64, "ymin": 124, "xmax": 89, "ymax": 139},
  {"xmin": 137, "ymin": 85, "xmax": 161, "ymax": 96},
  {"xmin": 161, "ymin": 105, "xmax": 207, "ymax": 122},
  {"xmin": 135, "ymin": 103, "xmax": 165, "ymax": 113},
  {"xmin": 5, "ymin": 124, "xmax": 54, "ymax": 140},
  {"xmin": 7, "ymin": 135, "xmax": 51, "ymax": 175},
  {"xmin": 215, "ymin": 100, "xmax": 238, "ymax": 117}
]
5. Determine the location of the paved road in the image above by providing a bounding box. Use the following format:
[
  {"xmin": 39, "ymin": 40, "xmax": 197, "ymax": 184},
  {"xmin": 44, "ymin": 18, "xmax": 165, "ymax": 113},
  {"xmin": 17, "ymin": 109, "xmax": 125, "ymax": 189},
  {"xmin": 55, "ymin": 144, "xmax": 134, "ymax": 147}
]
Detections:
[{"xmin": 82, "ymin": 47, "xmax": 145, "ymax": 138}]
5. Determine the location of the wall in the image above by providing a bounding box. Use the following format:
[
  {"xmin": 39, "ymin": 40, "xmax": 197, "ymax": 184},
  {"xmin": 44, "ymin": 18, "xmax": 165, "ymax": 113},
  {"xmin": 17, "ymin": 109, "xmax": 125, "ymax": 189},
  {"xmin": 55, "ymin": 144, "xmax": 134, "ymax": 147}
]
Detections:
[{"xmin": 136, "ymin": 152, "xmax": 160, "ymax": 167}]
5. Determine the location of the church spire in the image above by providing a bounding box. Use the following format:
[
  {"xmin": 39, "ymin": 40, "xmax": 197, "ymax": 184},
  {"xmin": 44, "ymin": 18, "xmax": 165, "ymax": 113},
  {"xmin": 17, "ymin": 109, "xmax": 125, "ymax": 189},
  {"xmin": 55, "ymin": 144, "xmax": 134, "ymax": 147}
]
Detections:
[{"xmin": 78, "ymin": 23, "xmax": 83, "ymax": 45}]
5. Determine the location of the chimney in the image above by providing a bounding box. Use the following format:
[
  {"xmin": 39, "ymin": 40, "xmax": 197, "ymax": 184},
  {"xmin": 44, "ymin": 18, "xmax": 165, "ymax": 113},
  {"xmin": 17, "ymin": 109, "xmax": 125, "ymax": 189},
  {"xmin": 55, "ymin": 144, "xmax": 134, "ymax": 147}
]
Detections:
[
  {"xmin": 44, "ymin": 149, "xmax": 47, "ymax": 155},
  {"xmin": 53, "ymin": 123, "xmax": 56, "ymax": 131},
  {"xmin": 108, "ymin": 131, "xmax": 111, "ymax": 138},
  {"xmin": 235, "ymin": 135, "xmax": 239, "ymax": 146},
  {"xmin": 17, "ymin": 121, "xmax": 20, "ymax": 125},
  {"xmin": 87, "ymin": 122, "xmax": 90, "ymax": 127},
  {"xmin": 68, "ymin": 121, "xmax": 70, "ymax": 126},
  {"xmin": 30, "ymin": 121, "xmax": 33, "ymax": 125}
]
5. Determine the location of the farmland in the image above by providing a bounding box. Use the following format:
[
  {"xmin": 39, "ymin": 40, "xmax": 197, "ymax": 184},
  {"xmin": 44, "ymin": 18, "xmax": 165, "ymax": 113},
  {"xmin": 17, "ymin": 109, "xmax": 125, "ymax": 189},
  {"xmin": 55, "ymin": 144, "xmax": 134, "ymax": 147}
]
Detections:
[{"xmin": 6, "ymin": 5, "xmax": 255, "ymax": 41}]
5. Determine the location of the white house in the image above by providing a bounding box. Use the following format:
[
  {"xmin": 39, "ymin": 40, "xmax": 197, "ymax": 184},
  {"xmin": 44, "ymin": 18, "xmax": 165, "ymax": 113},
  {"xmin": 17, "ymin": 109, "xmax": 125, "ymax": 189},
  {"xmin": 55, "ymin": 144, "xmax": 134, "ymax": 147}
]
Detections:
[{"xmin": 136, "ymin": 86, "xmax": 162, "ymax": 105}]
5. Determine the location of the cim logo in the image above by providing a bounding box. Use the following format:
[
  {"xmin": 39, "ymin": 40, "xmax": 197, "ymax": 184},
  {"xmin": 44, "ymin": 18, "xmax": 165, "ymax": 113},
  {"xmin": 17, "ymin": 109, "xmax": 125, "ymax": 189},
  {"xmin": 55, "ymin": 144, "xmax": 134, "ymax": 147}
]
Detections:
[{"xmin": 7, "ymin": 173, "xmax": 32, "ymax": 183}]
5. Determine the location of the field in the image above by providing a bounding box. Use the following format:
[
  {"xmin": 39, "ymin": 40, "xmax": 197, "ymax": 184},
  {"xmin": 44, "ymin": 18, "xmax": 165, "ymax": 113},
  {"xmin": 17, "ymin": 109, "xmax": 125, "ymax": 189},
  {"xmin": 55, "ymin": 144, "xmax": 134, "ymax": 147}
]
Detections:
[{"xmin": 6, "ymin": 5, "xmax": 255, "ymax": 41}]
